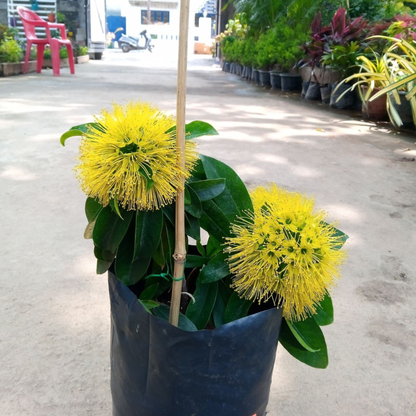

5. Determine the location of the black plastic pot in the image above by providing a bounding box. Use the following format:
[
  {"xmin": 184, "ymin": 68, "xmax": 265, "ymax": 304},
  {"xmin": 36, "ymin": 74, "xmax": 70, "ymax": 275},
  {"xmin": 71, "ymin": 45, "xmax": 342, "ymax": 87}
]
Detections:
[
  {"xmin": 320, "ymin": 84, "xmax": 331, "ymax": 104},
  {"xmin": 109, "ymin": 273, "xmax": 282, "ymax": 416},
  {"xmin": 242, "ymin": 66, "xmax": 247, "ymax": 78},
  {"xmin": 251, "ymin": 68, "xmax": 260, "ymax": 84},
  {"xmin": 301, "ymin": 81, "xmax": 310, "ymax": 98},
  {"xmin": 270, "ymin": 72, "xmax": 281, "ymax": 89},
  {"xmin": 390, "ymin": 91, "xmax": 415, "ymax": 129},
  {"xmin": 258, "ymin": 70, "xmax": 271, "ymax": 87},
  {"xmin": 330, "ymin": 83, "xmax": 355, "ymax": 109},
  {"xmin": 280, "ymin": 74, "xmax": 302, "ymax": 91},
  {"xmin": 235, "ymin": 64, "xmax": 242, "ymax": 76},
  {"xmin": 305, "ymin": 82, "xmax": 321, "ymax": 100},
  {"xmin": 245, "ymin": 67, "xmax": 252, "ymax": 80},
  {"xmin": 224, "ymin": 62, "xmax": 230, "ymax": 73},
  {"xmin": 230, "ymin": 63, "xmax": 235, "ymax": 74},
  {"xmin": 222, "ymin": 60, "xmax": 226, "ymax": 71}
]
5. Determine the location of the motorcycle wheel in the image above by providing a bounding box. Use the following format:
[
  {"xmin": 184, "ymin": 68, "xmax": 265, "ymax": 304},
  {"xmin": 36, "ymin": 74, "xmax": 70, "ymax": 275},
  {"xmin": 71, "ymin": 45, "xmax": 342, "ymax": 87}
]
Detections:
[{"xmin": 121, "ymin": 44, "xmax": 130, "ymax": 53}]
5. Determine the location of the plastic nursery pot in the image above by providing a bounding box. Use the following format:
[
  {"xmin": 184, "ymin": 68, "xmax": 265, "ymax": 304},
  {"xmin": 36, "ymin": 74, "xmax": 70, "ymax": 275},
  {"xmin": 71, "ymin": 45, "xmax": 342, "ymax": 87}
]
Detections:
[
  {"xmin": 224, "ymin": 62, "xmax": 230, "ymax": 73},
  {"xmin": 391, "ymin": 91, "xmax": 415, "ymax": 129},
  {"xmin": 109, "ymin": 272, "xmax": 282, "ymax": 416},
  {"xmin": 236, "ymin": 64, "xmax": 242, "ymax": 76},
  {"xmin": 270, "ymin": 72, "xmax": 281, "ymax": 89},
  {"xmin": 301, "ymin": 81, "xmax": 310, "ymax": 98},
  {"xmin": 258, "ymin": 70, "xmax": 271, "ymax": 87},
  {"xmin": 251, "ymin": 68, "xmax": 260, "ymax": 84},
  {"xmin": 330, "ymin": 83, "xmax": 355, "ymax": 109},
  {"xmin": 222, "ymin": 60, "xmax": 227, "ymax": 71},
  {"xmin": 361, "ymin": 86, "xmax": 388, "ymax": 121},
  {"xmin": 305, "ymin": 82, "xmax": 321, "ymax": 100},
  {"xmin": 280, "ymin": 74, "xmax": 302, "ymax": 91},
  {"xmin": 320, "ymin": 84, "xmax": 331, "ymax": 104},
  {"xmin": 245, "ymin": 67, "xmax": 252, "ymax": 80}
]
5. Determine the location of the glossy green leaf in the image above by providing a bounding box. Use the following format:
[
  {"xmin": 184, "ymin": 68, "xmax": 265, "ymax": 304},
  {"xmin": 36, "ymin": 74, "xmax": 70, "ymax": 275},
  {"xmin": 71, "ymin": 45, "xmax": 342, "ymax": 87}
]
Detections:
[
  {"xmin": 166, "ymin": 121, "xmax": 219, "ymax": 140},
  {"xmin": 199, "ymin": 200, "xmax": 231, "ymax": 242},
  {"xmin": 189, "ymin": 179, "xmax": 226, "ymax": 202},
  {"xmin": 287, "ymin": 320, "xmax": 320, "ymax": 352},
  {"xmin": 184, "ymin": 185, "xmax": 202, "ymax": 218},
  {"xmin": 60, "ymin": 122, "xmax": 103, "ymax": 146},
  {"xmin": 313, "ymin": 293, "xmax": 334, "ymax": 326},
  {"xmin": 200, "ymin": 154, "xmax": 253, "ymax": 221},
  {"xmin": 185, "ymin": 255, "xmax": 211, "ymax": 268},
  {"xmin": 153, "ymin": 304, "xmax": 198, "ymax": 332},
  {"xmin": 85, "ymin": 198, "xmax": 102, "ymax": 223},
  {"xmin": 96, "ymin": 259, "xmax": 113, "ymax": 275},
  {"xmin": 94, "ymin": 246, "xmax": 116, "ymax": 262},
  {"xmin": 212, "ymin": 280, "xmax": 232, "ymax": 328},
  {"xmin": 134, "ymin": 209, "xmax": 163, "ymax": 260},
  {"xmin": 198, "ymin": 252, "xmax": 230, "ymax": 284},
  {"xmin": 188, "ymin": 158, "xmax": 207, "ymax": 182},
  {"xmin": 224, "ymin": 292, "xmax": 252, "ymax": 324},
  {"xmin": 115, "ymin": 224, "xmax": 151, "ymax": 286},
  {"xmin": 185, "ymin": 213, "xmax": 201, "ymax": 241},
  {"xmin": 185, "ymin": 281, "xmax": 218, "ymax": 330},
  {"xmin": 138, "ymin": 165, "xmax": 154, "ymax": 191},
  {"xmin": 196, "ymin": 240, "xmax": 205, "ymax": 256},
  {"xmin": 109, "ymin": 197, "xmax": 123, "ymax": 220},
  {"xmin": 206, "ymin": 236, "xmax": 222, "ymax": 257},
  {"xmin": 139, "ymin": 299, "xmax": 160, "ymax": 314},
  {"xmin": 139, "ymin": 283, "xmax": 159, "ymax": 301},
  {"xmin": 279, "ymin": 318, "xmax": 328, "ymax": 369},
  {"xmin": 93, "ymin": 206, "xmax": 134, "ymax": 253},
  {"xmin": 162, "ymin": 204, "xmax": 175, "ymax": 226}
]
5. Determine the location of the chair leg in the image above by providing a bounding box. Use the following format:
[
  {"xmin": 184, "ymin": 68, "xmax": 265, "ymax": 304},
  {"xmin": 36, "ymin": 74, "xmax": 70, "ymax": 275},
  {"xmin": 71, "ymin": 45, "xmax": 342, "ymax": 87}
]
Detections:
[
  {"xmin": 23, "ymin": 40, "xmax": 32, "ymax": 74},
  {"xmin": 66, "ymin": 44, "xmax": 75, "ymax": 75},
  {"xmin": 36, "ymin": 44, "xmax": 45, "ymax": 73},
  {"xmin": 50, "ymin": 41, "xmax": 60, "ymax": 76}
]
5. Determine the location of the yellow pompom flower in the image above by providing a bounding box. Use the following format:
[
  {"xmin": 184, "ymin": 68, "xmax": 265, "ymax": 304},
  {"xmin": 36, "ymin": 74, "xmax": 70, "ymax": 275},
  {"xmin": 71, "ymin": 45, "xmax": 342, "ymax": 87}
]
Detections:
[
  {"xmin": 225, "ymin": 185, "xmax": 347, "ymax": 321},
  {"xmin": 76, "ymin": 101, "xmax": 198, "ymax": 211}
]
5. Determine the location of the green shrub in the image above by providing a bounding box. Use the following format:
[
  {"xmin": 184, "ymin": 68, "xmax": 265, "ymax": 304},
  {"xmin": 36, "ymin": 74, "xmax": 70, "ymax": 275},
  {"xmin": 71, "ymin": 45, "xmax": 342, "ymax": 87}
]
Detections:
[
  {"xmin": 43, "ymin": 47, "xmax": 69, "ymax": 60},
  {"xmin": 0, "ymin": 24, "xmax": 8, "ymax": 43},
  {"xmin": 221, "ymin": 35, "xmax": 236, "ymax": 62},
  {"xmin": 0, "ymin": 39, "xmax": 23, "ymax": 63},
  {"xmin": 255, "ymin": 30, "xmax": 276, "ymax": 70}
]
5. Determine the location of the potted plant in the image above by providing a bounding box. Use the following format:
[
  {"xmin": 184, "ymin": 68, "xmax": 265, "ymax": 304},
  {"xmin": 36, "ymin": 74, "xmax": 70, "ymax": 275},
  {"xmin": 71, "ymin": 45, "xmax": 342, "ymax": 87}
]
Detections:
[
  {"xmin": 60, "ymin": 101, "xmax": 348, "ymax": 415},
  {"xmin": 48, "ymin": 11, "xmax": 56, "ymax": 23},
  {"xmin": 255, "ymin": 30, "xmax": 275, "ymax": 86},
  {"xmin": 0, "ymin": 36, "xmax": 23, "ymax": 77},
  {"xmin": 332, "ymin": 51, "xmax": 389, "ymax": 120}
]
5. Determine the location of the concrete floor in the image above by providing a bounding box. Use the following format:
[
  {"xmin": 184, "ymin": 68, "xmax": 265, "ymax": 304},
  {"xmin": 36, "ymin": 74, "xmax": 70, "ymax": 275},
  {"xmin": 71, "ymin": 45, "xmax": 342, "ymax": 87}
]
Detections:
[{"xmin": 1, "ymin": 49, "xmax": 416, "ymax": 416}]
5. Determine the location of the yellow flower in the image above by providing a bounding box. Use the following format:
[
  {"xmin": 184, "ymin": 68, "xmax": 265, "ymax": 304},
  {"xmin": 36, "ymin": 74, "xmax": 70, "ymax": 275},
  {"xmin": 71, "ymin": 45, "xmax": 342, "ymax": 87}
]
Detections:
[
  {"xmin": 225, "ymin": 185, "xmax": 347, "ymax": 321},
  {"xmin": 76, "ymin": 101, "xmax": 198, "ymax": 211}
]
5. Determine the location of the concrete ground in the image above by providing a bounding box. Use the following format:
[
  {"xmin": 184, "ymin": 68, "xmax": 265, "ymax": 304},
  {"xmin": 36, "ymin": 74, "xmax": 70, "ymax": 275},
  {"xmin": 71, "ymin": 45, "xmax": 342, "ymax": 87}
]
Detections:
[{"xmin": 1, "ymin": 48, "xmax": 416, "ymax": 416}]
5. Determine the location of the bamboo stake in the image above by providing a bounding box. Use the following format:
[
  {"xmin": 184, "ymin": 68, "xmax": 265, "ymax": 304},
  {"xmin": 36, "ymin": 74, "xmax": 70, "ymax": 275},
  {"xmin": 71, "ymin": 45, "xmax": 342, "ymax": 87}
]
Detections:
[{"xmin": 169, "ymin": 0, "xmax": 191, "ymax": 326}]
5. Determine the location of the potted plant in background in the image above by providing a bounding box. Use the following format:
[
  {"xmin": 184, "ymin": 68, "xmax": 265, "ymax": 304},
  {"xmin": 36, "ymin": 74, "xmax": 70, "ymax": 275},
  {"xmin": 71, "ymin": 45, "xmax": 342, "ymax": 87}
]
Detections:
[
  {"xmin": 60, "ymin": 100, "xmax": 348, "ymax": 416},
  {"xmin": 255, "ymin": 30, "xmax": 275, "ymax": 87}
]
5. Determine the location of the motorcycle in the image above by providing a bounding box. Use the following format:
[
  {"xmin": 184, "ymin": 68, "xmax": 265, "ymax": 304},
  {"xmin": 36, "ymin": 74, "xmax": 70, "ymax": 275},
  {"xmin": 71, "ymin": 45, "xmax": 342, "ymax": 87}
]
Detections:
[{"xmin": 118, "ymin": 30, "xmax": 154, "ymax": 53}]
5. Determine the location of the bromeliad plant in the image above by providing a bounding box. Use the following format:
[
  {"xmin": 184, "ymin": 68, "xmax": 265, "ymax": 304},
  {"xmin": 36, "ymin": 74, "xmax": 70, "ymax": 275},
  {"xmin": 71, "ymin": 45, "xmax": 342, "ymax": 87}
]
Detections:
[{"xmin": 61, "ymin": 101, "xmax": 348, "ymax": 369}]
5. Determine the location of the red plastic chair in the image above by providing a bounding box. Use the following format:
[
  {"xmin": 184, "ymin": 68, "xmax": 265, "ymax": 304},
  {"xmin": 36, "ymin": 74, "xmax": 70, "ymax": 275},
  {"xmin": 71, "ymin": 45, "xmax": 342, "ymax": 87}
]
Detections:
[{"xmin": 17, "ymin": 6, "xmax": 75, "ymax": 76}]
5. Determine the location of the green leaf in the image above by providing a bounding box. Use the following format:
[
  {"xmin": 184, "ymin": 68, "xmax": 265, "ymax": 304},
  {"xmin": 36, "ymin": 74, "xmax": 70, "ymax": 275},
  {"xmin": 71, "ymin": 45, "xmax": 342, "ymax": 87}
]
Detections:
[
  {"xmin": 166, "ymin": 121, "xmax": 219, "ymax": 140},
  {"xmin": 185, "ymin": 255, "xmax": 211, "ymax": 268},
  {"xmin": 60, "ymin": 122, "xmax": 102, "ymax": 146},
  {"xmin": 85, "ymin": 198, "xmax": 102, "ymax": 223},
  {"xmin": 94, "ymin": 246, "xmax": 116, "ymax": 262},
  {"xmin": 93, "ymin": 206, "xmax": 134, "ymax": 253},
  {"xmin": 314, "ymin": 293, "xmax": 334, "ymax": 326},
  {"xmin": 139, "ymin": 299, "xmax": 159, "ymax": 314},
  {"xmin": 184, "ymin": 187, "xmax": 191, "ymax": 205},
  {"xmin": 153, "ymin": 304, "xmax": 198, "ymax": 331},
  {"xmin": 134, "ymin": 209, "xmax": 163, "ymax": 260},
  {"xmin": 185, "ymin": 281, "xmax": 218, "ymax": 330},
  {"xmin": 287, "ymin": 320, "xmax": 321, "ymax": 352},
  {"xmin": 109, "ymin": 197, "xmax": 123, "ymax": 220},
  {"xmin": 199, "ymin": 200, "xmax": 231, "ymax": 242},
  {"xmin": 189, "ymin": 179, "xmax": 226, "ymax": 202},
  {"xmin": 196, "ymin": 240, "xmax": 205, "ymax": 256},
  {"xmin": 185, "ymin": 213, "xmax": 201, "ymax": 241},
  {"xmin": 200, "ymin": 154, "xmax": 253, "ymax": 221},
  {"xmin": 115, "ymin": 224, "xmax": 151, "ymax": 286},
  {"xmin": 188, "ymin": 158, "xmax": 207, "ymax": 182},
  {"xmin": 97, "ymin": 259, "xmax": 113, "ymax": 275},
  {"xmin": 138, "ymin": 165, "xmax": 154, "ymax": 191},
  {"xmin": 224, "ymin": 292, "xmax": 252, "ymax": 324},
  {"xmin": 198, "ymin": 252, "xmax": 230, "ymax": 284},
  {"xmin": 162, "ymin": 204, "xmax": 175, "ymax": 226},
  {"xmin": 206, "ymin": 236, "xmax": 222, "ymax": 257},
  {"xmin": 184, "ymin": 185, "xmax": 202, "ymax": 218},
  {"xmin": 212, "ymin": 280, "xmax": 232, "ymax": 328},
  {"xmin": 279, "ymin": 318, "xmax": 328, "ymax": 369},
  {"xmin": 139, "ymin": 283, "xmax": 159, "ymax": 300}
]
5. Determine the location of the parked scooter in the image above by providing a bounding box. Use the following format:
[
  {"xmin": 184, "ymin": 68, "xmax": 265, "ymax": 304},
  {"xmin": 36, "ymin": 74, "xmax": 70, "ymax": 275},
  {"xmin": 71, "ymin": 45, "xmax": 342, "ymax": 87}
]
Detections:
[{"xmin": 118, "ymin": 30, "xmax": 153, "ymax": 53}]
